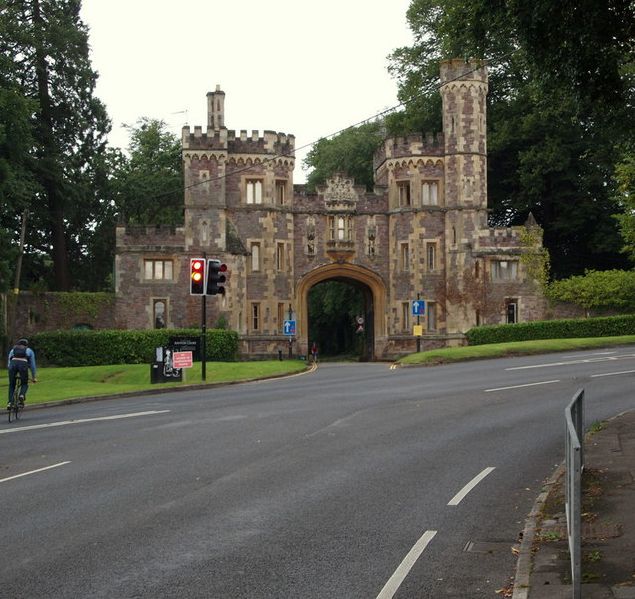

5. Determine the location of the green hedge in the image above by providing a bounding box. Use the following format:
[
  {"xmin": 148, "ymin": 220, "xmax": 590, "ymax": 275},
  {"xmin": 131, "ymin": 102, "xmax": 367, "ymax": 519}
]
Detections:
[
  {"xmin": 30, "ymin": 328, "xmax": 239, "ymax": 367},
  {"xmin": 466, "ymin": 314, "xmax": 635, "ymax": 346}
]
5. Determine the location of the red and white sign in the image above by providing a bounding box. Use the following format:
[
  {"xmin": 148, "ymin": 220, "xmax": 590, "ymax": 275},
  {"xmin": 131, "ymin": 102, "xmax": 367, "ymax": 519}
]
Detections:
[{"xmin": 172, "ymin": 351, "xmax": 193, "ymax": 369}]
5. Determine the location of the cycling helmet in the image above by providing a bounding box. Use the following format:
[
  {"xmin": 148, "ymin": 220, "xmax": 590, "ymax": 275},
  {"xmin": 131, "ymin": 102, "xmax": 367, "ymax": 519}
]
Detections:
[{"xmin": 17, "ymin": 338, "xmax": 28, "ymax": 345}]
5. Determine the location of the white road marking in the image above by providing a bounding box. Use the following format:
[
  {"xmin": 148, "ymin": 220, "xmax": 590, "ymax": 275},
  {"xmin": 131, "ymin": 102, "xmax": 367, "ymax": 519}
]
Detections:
[
  {"xmin": 484, "ymin": 380, "xmax": 560, "ymax": 393},
  {"xmin": 591, "ymin": 369, "xmax": 635, "ymax": 378},
  {"xmin": 448, "ymin": 467, "xmax": 496, "ymax": 506},
  {"xmin": 0, "ymin": 410, "xmax": 170, "ymax": 435},
  {"xmin": 376, "ymin": 530, "xmax": 437, "ymax": 599},
  {"xmin": 506, "ymin": 352, "xmax": 635, "ymax": 371},
  {"xmin": 0, "ymin": 461, "xmax": 71, "ymax": 484}
]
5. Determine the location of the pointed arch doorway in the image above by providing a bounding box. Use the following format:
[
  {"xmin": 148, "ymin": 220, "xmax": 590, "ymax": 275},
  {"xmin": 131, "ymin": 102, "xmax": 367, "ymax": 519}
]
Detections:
[{"xmin": 296, "ymin": 263, "xmax": 386, "ymax": 360}]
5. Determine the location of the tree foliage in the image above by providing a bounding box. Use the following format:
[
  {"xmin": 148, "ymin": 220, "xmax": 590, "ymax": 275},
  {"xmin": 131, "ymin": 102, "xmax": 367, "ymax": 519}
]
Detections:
[
  {"xmin": 303, "ymin": 122, "xmax": 384, "ymax": 192},
  {"xmin": 386, "ymin": 0, "xmax": 634, "ymax": 279},
  {"xmin": 112, "ymin": 118, "xmax": 183, "ymax": 225},
  {"xmin": 0, "ymin": 0, "xmax": 111, "ymax": 291},
  {"xmin": 308, "ymin": 281, "xmax": 365, "ymax": 356},
  {"xmin": 547, "ymin": 270, "xmax": 635, "ymax": 315},
  {"xmin": 613, "ymin": 147, "xmax": 635, "ymax": 262}
]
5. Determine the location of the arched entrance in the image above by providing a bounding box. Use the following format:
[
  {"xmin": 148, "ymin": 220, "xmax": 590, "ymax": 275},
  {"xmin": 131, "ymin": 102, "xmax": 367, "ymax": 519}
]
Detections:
[{"xmin": 296, "ymin": 263, "xmax": 387, "ymax": 360}]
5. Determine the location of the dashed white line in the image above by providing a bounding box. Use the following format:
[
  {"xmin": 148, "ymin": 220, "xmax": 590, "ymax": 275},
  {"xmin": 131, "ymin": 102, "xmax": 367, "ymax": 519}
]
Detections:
[
  {"xmin": 484, "ymin": 380, "xmax": 560, "ymax": 393},
  {"xmin": 506, "ymin": 353, "xmax": 635, "ymax": 371},
  {"xmin": 0, "ymin": 461, "xmax": 71, "ymax": 484},
  {"xmin": 448, "ymin": 467, "xmax": 496, "ymax": 506},
  {"xmin": 0, "ymin": 410, "xmax": 171, "ymax": 435},
  {"xmin": 376, "ymin": 530, "xmax": 437, "ymax": 599},
  {"xmin": 591, "ymin": 369, "xmax": 635, "ymax": 378}
]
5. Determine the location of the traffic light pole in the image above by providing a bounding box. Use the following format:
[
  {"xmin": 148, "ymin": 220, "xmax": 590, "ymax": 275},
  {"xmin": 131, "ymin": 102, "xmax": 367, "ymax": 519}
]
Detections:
[{"xmin": 201, "ymin": 252, "xmax": 207, "ymax": 382}]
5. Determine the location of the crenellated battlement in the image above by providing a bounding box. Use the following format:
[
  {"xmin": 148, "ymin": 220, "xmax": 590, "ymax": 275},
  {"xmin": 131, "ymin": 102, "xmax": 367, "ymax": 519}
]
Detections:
[
  {"xmin": 115, "ymin": 224, "xmax": 185, "ymax": 247},
  {"xmin": 182, "ymin": 126, "xmax": 295, "ymax": 156},
  {"xmin": 476, "ymin": 222, "xmax": 542, "ymax": 251},
  {"xmin": 227, "ymin": 129, "xmax": 295, "ymax": 156},
  {"xmin": 440, "ymin": 58, "xmax": 487, "ymax": 86},
  {"xmin": 373, "ymin": 132, "xmax": 444, "ymax": 171}
]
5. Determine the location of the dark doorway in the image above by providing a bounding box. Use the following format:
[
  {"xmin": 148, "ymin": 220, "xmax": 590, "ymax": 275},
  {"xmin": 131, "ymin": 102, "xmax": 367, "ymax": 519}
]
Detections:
[{"xmin": 307, "ymin": 279, "xmax": 374, "ymax": 360}]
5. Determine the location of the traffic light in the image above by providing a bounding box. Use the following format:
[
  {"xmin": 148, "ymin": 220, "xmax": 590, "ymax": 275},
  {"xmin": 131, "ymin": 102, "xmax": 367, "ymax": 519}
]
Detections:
[
  {"xmin": 190, "ymin": 258, "xmax": 205, "ymax": 295},
  {"xmin": 207, "ymin": 259, "xmax": 227, "ymax": 295}
]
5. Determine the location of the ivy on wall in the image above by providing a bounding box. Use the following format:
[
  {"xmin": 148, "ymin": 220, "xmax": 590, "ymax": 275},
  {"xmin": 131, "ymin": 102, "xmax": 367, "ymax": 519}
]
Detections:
[
  {"xmin": 519, "ymin": 226, "xmax": 550, "ymax": 291},
  {"xmin": 52, "ymin": 292, "xmax": 115, "ymax": 322}
]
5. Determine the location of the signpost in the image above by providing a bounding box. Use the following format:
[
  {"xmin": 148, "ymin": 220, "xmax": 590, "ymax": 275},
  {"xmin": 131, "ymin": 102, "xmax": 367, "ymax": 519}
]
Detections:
[
  {"xmin": 411, "ymin": 299, "xmax": 426, "ymax": 316},
  {"xmin": 283, "ymin": 320, "xmax": 296, "ymax": 336},
  {"xmin": 412, "ymin": 296, "xmax": 426, "ymax": 352}
]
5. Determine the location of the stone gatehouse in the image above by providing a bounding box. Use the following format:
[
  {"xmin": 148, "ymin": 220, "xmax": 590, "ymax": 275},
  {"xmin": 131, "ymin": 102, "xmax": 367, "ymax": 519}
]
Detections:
[{"xmin": 114, "ymin": 59, "xmax": 546, "ymax": 359}]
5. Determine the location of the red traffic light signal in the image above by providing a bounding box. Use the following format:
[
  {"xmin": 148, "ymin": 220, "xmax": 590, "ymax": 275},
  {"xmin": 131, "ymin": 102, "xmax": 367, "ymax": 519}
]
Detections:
[
  {"xmin": 207, "ymin": 259, "xmax": 227, "ymax": 296},
  {"xmin": 190, "ymin": 258, "xmax": 205, "ymax": 295}
]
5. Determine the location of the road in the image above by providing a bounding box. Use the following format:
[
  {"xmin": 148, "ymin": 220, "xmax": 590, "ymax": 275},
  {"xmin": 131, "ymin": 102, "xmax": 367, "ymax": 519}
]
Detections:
[{"xmin": 1, "ymin": 347, "xmax": 634, "ymax": 598}]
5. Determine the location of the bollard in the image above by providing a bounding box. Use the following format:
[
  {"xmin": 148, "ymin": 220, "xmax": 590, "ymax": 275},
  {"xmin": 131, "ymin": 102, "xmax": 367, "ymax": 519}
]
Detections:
[{"xmin": 278, "ymin": 349, "xmax": 283, "ymax": 361}]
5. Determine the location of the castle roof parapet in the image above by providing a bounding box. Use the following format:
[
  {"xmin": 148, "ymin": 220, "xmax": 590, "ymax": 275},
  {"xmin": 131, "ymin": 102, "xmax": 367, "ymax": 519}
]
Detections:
[
  {"xmin": 115, "ymin": 224, "xmax": 185, "ymax": 248},
  {"xmin": 182, "ymin": 126, "xmax": 228, "ymax": 150},
  {"xmin": 374, "ymin": 133, "xmax": 444, "ymax": 171},
  {"xmin": 183, "ymin": 125, "xmax": 295, "ymax": 156}
]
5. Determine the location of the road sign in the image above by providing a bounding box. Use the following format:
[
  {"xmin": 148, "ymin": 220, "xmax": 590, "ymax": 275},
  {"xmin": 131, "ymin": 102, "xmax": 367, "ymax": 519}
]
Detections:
[
  {"xmin": 173, "ymin": 351, "xmax": 193, "ymax": 369},
  {"xmin": 412, "ymin": 300, "xmax": 426, "ymax": 316},
  {"xmin": 413, "ymin": 325, "xmax": 423, "ymax": 337},
  {"xmin": 283, "ymin": 320, "xmax": 296, "ymax": 336}
]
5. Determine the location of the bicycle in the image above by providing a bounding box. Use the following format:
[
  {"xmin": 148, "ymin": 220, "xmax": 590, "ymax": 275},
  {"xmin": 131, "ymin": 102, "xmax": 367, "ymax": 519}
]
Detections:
[{"xmin": 7, "ymin": 385, "xmax": 23, "ymax": 423}]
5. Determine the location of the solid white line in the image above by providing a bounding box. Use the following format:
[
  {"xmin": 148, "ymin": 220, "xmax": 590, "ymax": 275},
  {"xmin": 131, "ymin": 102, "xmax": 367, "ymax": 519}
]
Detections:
[
  {"xmin": 376, "ymin": 530, "xmax": 437, "ymax": 599},
  {"xmin": 0, "ymin": 461, "xmax": 71, "ymax": 484},
  {"xmin": 591, "ymin": 369, "xmax": 635, "ymax": 378},
  {"xmin": 484, "ymin": 380, "xmax": 560, "ymax": 393},
  {"xmin": 0, "ymin": 410, "xmax": 171, "ymax": 435},
  {"xmin": 448, "ymin": 467, "xmax": 496, "ymax": 506}
]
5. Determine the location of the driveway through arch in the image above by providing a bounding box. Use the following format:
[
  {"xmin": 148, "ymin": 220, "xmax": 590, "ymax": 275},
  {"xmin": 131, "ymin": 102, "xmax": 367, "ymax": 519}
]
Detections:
[{"xmin": 296, "ymin": 263, "xmax": 387, "ymax": 360}]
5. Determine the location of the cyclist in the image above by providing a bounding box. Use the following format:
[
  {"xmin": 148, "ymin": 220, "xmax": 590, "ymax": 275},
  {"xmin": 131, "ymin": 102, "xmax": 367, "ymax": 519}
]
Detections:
[{"xmin": 7, "ymin": 338, "xmax": 37, "ymax": 410}]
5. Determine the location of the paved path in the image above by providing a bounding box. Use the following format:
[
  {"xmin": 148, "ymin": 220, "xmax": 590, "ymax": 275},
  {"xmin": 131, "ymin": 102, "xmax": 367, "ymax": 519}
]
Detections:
[{"xmin": 515, "ymin": 409, "xmax": 635, "ymax": 599}]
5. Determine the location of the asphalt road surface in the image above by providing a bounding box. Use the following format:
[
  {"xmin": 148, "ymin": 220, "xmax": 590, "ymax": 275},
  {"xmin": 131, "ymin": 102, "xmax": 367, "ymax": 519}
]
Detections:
[{"xmin": 2, "ymin": 347, "xmax": 634, "ymax": 598}]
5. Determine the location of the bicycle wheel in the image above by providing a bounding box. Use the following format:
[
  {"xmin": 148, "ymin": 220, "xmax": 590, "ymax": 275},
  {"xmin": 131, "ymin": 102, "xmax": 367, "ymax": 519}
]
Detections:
[{"xmin": 8, "ymin": 388, "xmax": 20, "ymax": 423}]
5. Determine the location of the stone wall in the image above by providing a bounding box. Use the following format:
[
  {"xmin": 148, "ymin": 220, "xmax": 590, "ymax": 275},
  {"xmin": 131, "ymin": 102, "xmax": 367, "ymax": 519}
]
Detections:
[{"xmin": 7, "ymin": 291, "xmax": 116, "ymax": 338}]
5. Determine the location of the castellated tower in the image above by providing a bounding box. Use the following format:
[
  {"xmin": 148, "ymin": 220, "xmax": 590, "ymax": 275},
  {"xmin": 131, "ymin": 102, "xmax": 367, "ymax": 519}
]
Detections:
[
  {"xmin": 440, "ymin": 59, "xmax": 490, "ymax": 333},
  {"xmin": 181, "ymin": 86, "xmax": 296, "ymax": 335}
]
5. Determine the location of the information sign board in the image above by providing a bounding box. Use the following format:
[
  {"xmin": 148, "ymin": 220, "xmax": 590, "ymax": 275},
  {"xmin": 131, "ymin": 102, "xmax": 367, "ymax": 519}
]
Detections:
[{"xmin": 173, "ymin": 351, "xmax": 193, "ymax": 369}]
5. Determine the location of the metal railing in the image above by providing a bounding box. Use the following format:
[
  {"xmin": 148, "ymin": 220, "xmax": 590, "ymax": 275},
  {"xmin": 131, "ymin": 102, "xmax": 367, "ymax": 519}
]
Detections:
[{"xmin": 565, "ymin": 388, "xmax": 584, "ymax": 599}]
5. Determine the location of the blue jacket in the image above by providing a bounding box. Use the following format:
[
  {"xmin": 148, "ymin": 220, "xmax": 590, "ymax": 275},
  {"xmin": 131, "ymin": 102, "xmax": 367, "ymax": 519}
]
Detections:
[{"xmin": 8, "ymin": 347, "xmax": 37, "ymax": 378}]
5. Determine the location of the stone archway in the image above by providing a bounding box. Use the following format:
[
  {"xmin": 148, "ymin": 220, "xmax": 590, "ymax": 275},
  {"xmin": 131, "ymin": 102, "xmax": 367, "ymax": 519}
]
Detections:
[{"xmin": 296, "ymin": 263, "xmax": 387, "ymax": 360}]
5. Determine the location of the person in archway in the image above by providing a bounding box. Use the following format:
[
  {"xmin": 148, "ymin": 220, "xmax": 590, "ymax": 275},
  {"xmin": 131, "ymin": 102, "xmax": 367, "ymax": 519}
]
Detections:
[{"xmin": 311, "ymin": 341, "xmax": 318, "ymax": 364}]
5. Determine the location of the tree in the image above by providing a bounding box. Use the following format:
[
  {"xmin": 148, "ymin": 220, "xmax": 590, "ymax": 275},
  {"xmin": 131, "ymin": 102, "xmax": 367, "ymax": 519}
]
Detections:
[
  {"xmin": 0, "ymin": 0, "xmax": 111, "ymax": 291},
  {"xmin": 303, "ymin": 122, "xmax": 384, "ymax": 192},
  {"xmin": 613, "ymin": 147, "xmax": 635, "ymax": 262},
  {"xmin": 308, "ymin": 281, "xmax": 365, "ymax": 356},
  {"xmin": 547, "ymin": 270, "xmax": 635, "ymax": 316},
  {"xmin": 112, "ymin": 118, "xmax": 183, "ymax": 225},
  {"xmin": 387, "ymin": 0, "xmax": 634, "ymax": 279},
  {"xmin": 0, "ymin": 78, "xmax": 40, "ymax": 291}
]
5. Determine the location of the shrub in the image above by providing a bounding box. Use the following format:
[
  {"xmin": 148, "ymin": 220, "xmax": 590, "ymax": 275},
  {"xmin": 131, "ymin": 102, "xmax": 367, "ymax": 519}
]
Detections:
[
  {"xmin": 30, "ymin": 328, "xmax": 239, "ymax": 367},
  {"xmin": 466, "ymin": 314, "xmax": 635, "ymax": 346},
  {"xmin": 547, "ymin": 270, "xmax": 635, "ymax": 315}
]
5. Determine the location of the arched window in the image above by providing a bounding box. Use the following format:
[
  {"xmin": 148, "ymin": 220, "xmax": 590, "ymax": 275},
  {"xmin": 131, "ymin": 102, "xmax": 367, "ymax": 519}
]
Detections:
[{"xmin": 153, "ymin": 300, "xmax": 166, "ymax": 329}]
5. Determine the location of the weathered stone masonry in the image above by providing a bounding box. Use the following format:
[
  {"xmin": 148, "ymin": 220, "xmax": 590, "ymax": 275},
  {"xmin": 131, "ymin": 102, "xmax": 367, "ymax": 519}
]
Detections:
[{"xmin": 114, "ymin": 60, "xmax": 547, "ymax": 359}]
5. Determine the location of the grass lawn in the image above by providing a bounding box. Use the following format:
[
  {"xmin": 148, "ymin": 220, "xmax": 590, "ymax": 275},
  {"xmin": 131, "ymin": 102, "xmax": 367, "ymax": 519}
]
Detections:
[
  {"xmin": 398, "ymin": 335, "xmax": 635, "ymax": 366},
  {"xmin": 1, "ymin": 360, "xmax": 308, "ymax": 406}
]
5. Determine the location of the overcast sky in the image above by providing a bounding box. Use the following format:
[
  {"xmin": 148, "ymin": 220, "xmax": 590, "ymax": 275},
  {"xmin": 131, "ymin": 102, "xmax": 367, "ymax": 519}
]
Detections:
[{"xmin": 80, "ymin": 0, "xmax": 413, "ymax": 183}]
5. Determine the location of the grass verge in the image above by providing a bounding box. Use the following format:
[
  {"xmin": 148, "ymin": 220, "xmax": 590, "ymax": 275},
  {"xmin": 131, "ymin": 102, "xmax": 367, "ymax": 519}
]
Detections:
[
  {"xmin": 1, "ymin": 360, "xmax": 308, "ymax": 405},
  {"xmin": 397, "ymin": 335, "xmax": 635, "ymax": 366}
]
